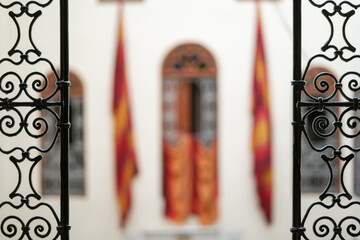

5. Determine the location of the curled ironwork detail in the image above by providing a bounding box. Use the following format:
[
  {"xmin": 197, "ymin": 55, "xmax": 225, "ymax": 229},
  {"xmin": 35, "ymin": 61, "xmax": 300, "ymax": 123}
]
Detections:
[
  {"xmin": 303, "ymin": 214, "xmax": 360, "ymax": 239},
  {"xmin": 0, "ymin": 107, "xmax": 59, "ymax": 142},
  {"xmin": 313, "ymin": 216, "xmax": 335, "ymax": 238},
  {"xmin": 302, "ymin": 71, "xmax": 360, "ymax": 103},
  {"xmin": 310, "ymin": 215, "xmax": 360, "ymax": 239},
  {"xmin": 293, "ymin": 0, "xmax": 360, "ymax": 239},
  {"xmin": 306, "ymin": 1, "xmax": 360, "ymax": 62},
  {"xmin": 0, "ymin": 0, "xmax": 67, "ymax": 239},
  {"xmin": 301, "ymin": 193, "xmax": 360, "ymax": 239},
  {"xmin": 0, "ymin": 213, "xmax": 60, "ymax": 239}
]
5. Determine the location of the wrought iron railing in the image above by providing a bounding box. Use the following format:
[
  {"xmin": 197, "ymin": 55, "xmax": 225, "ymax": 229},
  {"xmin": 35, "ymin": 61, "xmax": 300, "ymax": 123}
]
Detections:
[
  {"xmin": 0, "ymin": 0, "xmax": 70, "ymax": 239},
  {"xmin": 292, "ymin": 0, "xmax": 360, "ymax": 239}
]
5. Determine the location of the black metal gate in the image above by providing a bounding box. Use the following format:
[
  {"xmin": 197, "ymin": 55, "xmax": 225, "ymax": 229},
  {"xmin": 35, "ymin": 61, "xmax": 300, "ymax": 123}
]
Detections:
[
  {"xmin": 0, "ymin": 0, "xmax": 70, "ymax": 239},
  {"xmin": 292, "ymin": 0, "xmax": 360, "ymax": 239}
]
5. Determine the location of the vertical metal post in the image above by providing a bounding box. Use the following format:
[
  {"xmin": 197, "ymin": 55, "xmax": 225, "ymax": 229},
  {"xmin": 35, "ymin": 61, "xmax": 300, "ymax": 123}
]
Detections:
[
  {"xmin": 59, "ymin": 0, "xmax": 71, "ymax": 239},
  {"xmin": 292, "ymin": 0, "xmax": 302, "ymax": 239}
]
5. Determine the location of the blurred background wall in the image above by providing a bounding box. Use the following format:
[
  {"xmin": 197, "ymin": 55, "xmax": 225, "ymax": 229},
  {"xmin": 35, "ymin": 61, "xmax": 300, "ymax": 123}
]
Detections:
[{"xmin": 1, "ymin": 0, "xmax": 359, "ymax": 239}]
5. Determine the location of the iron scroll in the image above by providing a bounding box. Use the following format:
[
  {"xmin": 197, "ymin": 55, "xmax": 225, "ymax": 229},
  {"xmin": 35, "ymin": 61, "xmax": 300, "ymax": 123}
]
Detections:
[
  {"xmin": 0, "ymin": 1, "xmax": 70, "ymax": 239},
  {"xmin": 292, "ymin": 0, "xmax": 360, "ymax": 239}
]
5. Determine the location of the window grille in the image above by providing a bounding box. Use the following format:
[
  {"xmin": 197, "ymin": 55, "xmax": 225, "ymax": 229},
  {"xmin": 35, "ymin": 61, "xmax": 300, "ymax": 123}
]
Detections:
[{"xmin": 0, "ymin": 1, "xmax": 71, "ymax": 239}]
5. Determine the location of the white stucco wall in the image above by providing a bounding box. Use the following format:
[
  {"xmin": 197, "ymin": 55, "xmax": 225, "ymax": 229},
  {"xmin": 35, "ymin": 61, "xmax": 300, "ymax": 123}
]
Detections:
[
  {"xmin": 67, "ymin": 0, "xmax": 293, "ymax": 239},
  {"xmin": 2, "ymin": 0, "xmax": 359, "ymax": 240}
]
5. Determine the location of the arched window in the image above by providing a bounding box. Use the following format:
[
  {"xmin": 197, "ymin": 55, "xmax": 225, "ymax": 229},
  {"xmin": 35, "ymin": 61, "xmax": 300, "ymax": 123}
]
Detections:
[
  {"xmin": 302, "ymin": 67, "xmax": 339, "ymax": 193},
  {"xmin": 162, "ymin": 43, "xmax": 217, "ymax": 224},
  {"xmin": 42, "ymin": 71, "xmax": 85, "ymax": 195}
]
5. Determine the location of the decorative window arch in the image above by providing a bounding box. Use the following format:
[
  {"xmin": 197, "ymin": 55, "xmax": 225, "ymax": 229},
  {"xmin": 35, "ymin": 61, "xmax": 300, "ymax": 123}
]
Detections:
[
  {"xmin": 42, "ymin": 71, "xmax": 85, "ymax": 195},
  {"xmin": 162, "ymin": 43, "xmax": 218, "ymax": 224},
  {"xmin": 301, "ymin": 67, "xmax": 339, "ymax": 193}
]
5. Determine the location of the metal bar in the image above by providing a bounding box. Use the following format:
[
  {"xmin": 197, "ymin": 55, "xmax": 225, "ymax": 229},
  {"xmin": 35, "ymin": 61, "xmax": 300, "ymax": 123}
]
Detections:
[
  {"xmin": 300, "ymin": 101, "xmax": 358, "ymax": 108},
  {"xmin": 59, "ymin": 0, "xmax": 71, "ymax": 239},
  {"xmin": 292, "ymin": 0, "xmax": 302, "ymax": 239},
  {"xmin": 0, "ymin": 101, "xmax": 61, "ymax": 108}
]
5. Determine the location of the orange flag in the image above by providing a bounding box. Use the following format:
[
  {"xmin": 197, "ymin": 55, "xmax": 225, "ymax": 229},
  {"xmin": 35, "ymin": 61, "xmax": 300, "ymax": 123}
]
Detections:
[
  {"xmin": 163, "ymin": 135, "xmax": 218, "ymax": 224},
  {"xmin": 193, "ymin": 139, "xmax": 218, "ymax": 225},
  {"xmin": 113, "ymin": 1, "xmax": 137, "ymax": 227},
  {"xmin": 163, "ymin": 133, "xmax": 194, "ymax": 222},
  {"xmin": 252, "ymin": 5, "xmax": 272, "ymax": 224}
]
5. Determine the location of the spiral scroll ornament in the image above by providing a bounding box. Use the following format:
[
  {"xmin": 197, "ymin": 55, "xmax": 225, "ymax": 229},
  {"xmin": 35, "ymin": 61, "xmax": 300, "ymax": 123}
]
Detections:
[
  {"xmin": 292, "ymin": 0, "xmax": 360, "ymax": 239},
  {"xmin": 0, "ymin": 0, "xmax": 67, "ymax": 239}
]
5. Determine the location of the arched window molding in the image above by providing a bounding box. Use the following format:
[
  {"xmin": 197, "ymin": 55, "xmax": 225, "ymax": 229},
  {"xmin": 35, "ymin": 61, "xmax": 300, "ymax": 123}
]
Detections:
[
  {"xmin": 162, "ymin": 43, "xmax": 218, "ymax": 224},
  {"xmin": 42, "ymin": 71, "xmax": 85, "ymax": 195}
]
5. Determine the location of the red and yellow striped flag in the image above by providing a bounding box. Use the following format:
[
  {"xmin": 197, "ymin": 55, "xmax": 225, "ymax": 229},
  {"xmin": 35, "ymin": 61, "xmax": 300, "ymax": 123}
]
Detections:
[
  {"xmin": 252, "ymin": 5, "xmax": 272, "ymax": 224},
  {"xmin": 113, "ymin": 1, "xmax": 137, "ymax": 227}
]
